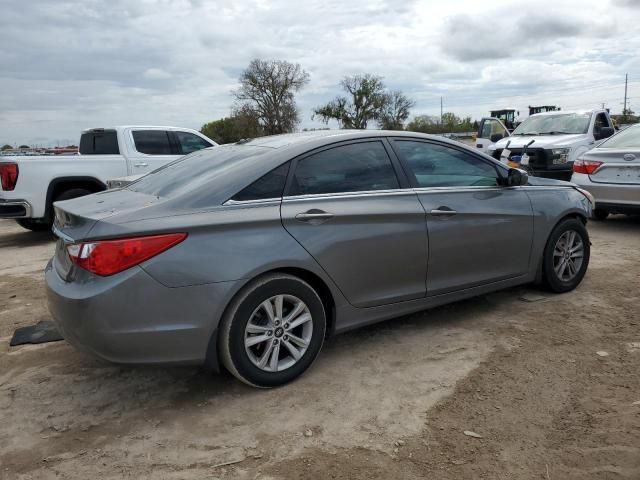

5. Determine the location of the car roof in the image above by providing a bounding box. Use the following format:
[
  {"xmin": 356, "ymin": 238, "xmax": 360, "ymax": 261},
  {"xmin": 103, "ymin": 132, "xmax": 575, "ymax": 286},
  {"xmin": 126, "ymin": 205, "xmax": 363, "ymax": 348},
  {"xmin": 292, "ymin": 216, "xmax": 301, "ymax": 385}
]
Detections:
[
  {"xmin": 530, "ymin": 110, "xmax": 593, "ymax": 116},
  {"xmin": 240, "ymin": 129, "xmax": 446, "ymax": 149}
]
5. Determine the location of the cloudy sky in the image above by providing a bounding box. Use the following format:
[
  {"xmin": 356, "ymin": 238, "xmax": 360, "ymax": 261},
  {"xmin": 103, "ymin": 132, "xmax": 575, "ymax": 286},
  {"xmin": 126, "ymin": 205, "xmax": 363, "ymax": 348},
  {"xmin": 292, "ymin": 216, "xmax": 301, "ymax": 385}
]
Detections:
[{"xmin": 1, "ymin": 0, "xmax": 639, "ymax": 146}]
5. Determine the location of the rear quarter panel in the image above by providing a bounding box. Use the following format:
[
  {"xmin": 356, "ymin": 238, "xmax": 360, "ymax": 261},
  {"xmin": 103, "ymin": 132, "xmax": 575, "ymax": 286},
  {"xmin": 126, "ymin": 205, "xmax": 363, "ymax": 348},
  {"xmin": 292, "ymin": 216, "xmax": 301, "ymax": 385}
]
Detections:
[{"xmin": 112, "ymin": 202, "xmax": 349, "ymax": 308}]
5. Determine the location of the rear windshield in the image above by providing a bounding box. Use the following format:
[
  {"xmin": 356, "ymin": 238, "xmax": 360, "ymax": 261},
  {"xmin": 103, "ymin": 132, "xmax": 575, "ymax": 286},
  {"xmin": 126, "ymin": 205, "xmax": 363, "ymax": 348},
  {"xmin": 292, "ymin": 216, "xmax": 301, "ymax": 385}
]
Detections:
[
  {"xmin": 598, "ymin": 125, "xmax": 640, "ymax": 149},
  {"xmin": 128, "ymin": 145, "xmax": 268, "ymax": 198},
  {"xmin": 79, "ymin": 130, "xmax": 120, "ymax": 154}
]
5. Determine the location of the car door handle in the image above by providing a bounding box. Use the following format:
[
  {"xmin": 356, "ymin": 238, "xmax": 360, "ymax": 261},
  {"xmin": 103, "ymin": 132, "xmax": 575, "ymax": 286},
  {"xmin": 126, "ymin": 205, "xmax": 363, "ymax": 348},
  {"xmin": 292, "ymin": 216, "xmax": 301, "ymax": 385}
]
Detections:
[
  {"xmin": 295, "ymin": 210, "xmax": 334, "ymax": 224},
  {"xmin": 134, "ymin": 162, "xmax": 148, "ymax": 167},
  {"xmin": 430, "ymin": 207, "xmax": 457, "ymax": 217}
]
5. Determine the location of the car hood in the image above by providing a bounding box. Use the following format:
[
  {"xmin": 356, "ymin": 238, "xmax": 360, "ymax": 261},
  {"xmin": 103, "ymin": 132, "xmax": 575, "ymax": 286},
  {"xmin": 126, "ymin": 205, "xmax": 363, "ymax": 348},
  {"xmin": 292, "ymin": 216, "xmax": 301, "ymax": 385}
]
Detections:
[{"xmin": 494, "ymin": 134, "xmax": 589, "ymax": 150}]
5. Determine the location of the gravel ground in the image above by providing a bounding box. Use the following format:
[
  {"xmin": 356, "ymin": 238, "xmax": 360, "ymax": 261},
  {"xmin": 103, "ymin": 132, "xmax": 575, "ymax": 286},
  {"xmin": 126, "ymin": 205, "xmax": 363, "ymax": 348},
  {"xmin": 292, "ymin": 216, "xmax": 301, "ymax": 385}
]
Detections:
[{"xmin": 0, "ymin": 216, "xmax": 638, "ymax": 479}]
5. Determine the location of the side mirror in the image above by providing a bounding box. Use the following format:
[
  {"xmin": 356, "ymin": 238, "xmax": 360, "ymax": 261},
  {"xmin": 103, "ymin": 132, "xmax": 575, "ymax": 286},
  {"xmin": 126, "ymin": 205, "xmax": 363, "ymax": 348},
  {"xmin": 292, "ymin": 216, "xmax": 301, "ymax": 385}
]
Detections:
[
  {"xmin": 597, "ymin": 126, "xmax": 615, "ymax": 140},
  {"xmin": 506, "ymin": 168, "xmax": 528, "ymax": 187},
  {"xmin": 490, "ymin": 133, "xmax": 504, "ymax": 143}
]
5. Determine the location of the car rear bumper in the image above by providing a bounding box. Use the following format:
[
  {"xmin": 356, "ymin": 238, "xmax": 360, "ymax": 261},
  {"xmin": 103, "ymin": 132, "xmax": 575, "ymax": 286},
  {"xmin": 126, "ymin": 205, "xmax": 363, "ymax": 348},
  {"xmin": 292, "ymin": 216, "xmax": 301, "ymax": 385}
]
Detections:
[
  {"xmin": 570, "ymin": 173, "xmax": 640, "ymax": 211},
  {"xmin": 0, "ymin": 198, "xmax": 32, "ymax": 218},
  {"xmin": 45, "ymin": 259, "xmax": 236, "ymax": 367}
]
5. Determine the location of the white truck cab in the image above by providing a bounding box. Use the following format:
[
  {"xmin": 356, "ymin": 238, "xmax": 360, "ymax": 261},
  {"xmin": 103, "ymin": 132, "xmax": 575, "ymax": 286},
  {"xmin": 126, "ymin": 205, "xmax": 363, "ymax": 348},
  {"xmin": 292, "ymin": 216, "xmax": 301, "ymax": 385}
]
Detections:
[{"xmin": 0, "ymin": 126, "xmax": 216, "ymax": 231}]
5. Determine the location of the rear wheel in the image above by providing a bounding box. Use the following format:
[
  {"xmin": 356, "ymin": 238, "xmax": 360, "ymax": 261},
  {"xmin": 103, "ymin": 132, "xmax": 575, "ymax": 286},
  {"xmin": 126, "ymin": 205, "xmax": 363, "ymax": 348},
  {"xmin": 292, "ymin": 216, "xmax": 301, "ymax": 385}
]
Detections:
[
  {"xmin": 541, "ymin": 218, "xmax": 590, "ymax": 293},
  {"xmin": 55, "ymin": 188, "xmax": 92, "ymax": 203},
  {"xmin": 592, "ymin": 208, "xmax": 608, "ymax": 221},
  {"xmin": 219, "ymin": 273, "xmax": 326, "ymax": 388},
  {"xmin": 16, "ymin": 218, "xmax": 51, "ymax": 232}
]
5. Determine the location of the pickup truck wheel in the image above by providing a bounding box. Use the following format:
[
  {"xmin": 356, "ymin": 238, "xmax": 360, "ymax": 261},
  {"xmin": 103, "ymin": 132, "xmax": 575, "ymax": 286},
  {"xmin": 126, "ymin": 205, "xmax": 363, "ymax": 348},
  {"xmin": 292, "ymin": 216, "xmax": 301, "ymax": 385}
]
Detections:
[
  {"xmin": 16, "ymin": 219, "xmax": 51, "ymax": 232},
  {"xmin": 55, "ymin": 188, "xmax": 93, "ymax": 202}
]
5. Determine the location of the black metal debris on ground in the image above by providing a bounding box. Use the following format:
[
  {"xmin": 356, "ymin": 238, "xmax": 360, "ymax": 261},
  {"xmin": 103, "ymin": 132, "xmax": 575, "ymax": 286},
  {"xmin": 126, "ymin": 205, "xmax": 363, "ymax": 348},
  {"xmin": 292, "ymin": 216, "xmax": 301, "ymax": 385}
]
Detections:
[{"xmin": 10, "ymin": 320, "xmax": 63, "ymax": 346}]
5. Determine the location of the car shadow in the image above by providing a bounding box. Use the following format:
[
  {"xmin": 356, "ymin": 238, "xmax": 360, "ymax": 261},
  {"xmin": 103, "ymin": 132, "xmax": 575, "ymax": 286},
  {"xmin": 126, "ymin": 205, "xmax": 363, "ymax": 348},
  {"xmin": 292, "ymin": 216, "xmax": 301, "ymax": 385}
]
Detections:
[{"xmin": 0, "ymin": 229, "xmax": 54, "ymax": 248}]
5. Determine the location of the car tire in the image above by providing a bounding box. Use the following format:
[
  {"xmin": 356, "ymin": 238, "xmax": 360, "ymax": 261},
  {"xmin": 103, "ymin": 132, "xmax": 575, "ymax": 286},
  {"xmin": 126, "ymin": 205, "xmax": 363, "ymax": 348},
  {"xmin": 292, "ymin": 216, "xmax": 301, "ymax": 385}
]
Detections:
[
  {"xmin": 541, "ymin": 218, "xmax": 590, "ymax": 293},
  {"xmin": 55, "ymin": 188, "xmax": 93, "ymax": 203},
  {"xmin": 219, "ymin": 273, "xmax": 326, "ymax": 388},
  {"xmin": 16, "ymin": 218, "xmax": 51, "ymax": 232},
  {"xmin": 592, "ymin": 208, "xmax": 608, "ymax": 221}
]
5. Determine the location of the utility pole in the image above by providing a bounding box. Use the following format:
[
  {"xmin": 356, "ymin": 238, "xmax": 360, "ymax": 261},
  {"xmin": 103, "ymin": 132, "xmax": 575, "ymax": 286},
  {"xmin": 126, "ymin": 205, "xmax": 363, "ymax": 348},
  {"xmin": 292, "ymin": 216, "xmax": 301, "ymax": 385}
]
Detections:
[
  {"xmin": 623, "ymin": 73, "xmax": 628, "ymax": 114},
  {"xmin": 440, "ymin": 96, "xmax": 443, "ymax": 125}
]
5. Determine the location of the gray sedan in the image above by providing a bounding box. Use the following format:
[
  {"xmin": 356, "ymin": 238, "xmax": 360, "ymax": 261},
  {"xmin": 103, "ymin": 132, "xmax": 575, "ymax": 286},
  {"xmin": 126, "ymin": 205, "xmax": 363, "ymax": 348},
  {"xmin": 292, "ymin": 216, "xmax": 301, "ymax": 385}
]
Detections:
[
  {"xmin": 46, "ymin": 130, "xmax": 593, "ymax": 387},
  {"xmin": 571, "ymin": 124, "xmax": 640, "ymax": 220}
]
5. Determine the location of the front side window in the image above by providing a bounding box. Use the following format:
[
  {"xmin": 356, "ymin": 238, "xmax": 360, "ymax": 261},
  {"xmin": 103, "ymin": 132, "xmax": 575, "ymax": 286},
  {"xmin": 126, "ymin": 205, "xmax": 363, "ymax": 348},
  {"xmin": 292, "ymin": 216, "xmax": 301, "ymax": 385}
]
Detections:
[
  {"xmin": 289, "ymin": 142, "xmax": 399, "ymax": 196},
  {"xmin": 132, "ymin": 130, "xmax": 173, "ymax": 155},
  {"xmin": 480, "ymin": 119, "xmax": 508, "ymax": 140},
  {"xmin": 395, "ymin": 141, "xmax": 499, "ymax": 188},
  {"xmin": 175, "ymin": 131, "xmax": 212, "ymax": 154}
]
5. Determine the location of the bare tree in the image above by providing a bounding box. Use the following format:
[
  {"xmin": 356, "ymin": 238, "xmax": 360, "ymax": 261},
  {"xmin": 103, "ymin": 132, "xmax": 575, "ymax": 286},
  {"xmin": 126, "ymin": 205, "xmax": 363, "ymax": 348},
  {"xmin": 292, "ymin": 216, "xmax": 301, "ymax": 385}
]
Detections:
[
  {"xmin": 313, "ymin": 74, "xmax": 389, "ymax": 129},
  {"xmin": 234, "ymin": 59, "xmax": 310, "ymax": 135},
  {"xmin": 379, "ymin": 91, "xmax": 415, "ymax": 130}
]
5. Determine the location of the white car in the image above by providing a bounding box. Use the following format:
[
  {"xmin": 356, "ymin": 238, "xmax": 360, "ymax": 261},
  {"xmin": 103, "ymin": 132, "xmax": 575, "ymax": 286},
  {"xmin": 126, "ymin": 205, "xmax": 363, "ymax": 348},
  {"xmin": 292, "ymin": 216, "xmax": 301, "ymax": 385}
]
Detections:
[{"xmin": 0, "ymin": 126, "xmax": 217, "ymax": 231}]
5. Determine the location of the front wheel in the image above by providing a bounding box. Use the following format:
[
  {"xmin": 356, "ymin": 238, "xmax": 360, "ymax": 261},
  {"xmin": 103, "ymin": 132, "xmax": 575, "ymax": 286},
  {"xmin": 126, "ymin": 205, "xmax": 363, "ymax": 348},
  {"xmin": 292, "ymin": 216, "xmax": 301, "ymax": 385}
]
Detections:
[
  {"xmin": 541, "ymin": 218, "xmax": 590, "ymax": 293},
  {"xmin": 219, "ymin": 273, "xmax": 326, "ymax": 388}
]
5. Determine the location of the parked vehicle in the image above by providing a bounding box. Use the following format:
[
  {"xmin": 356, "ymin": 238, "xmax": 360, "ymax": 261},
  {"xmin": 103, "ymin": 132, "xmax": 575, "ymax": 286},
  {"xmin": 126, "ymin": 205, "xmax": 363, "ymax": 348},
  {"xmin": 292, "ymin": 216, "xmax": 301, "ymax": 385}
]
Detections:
[
  {"xmin": 475, "ymin": 117, "xmax": 511, "ymax": 153},
  {"xmin": 488, "ymin": 110, "xmax": 615, "ymax": 181},
  {"xmin": 490, "ymin": 109, "xmax": 520, "ymax": 131},
  {"xmin": 571, "ymin": 123, "xmax": 640, "ymax": 219},
  {"xmin": 0, "ymin": 126, "xmax": 217, "ymax": 231},
  {"xmin": 46, "ymin": 130, "xmax": 593, "ymax": 387},
  {"xmin": 528, "ymin": 105, "xmax": 560, "ymax": 116}
]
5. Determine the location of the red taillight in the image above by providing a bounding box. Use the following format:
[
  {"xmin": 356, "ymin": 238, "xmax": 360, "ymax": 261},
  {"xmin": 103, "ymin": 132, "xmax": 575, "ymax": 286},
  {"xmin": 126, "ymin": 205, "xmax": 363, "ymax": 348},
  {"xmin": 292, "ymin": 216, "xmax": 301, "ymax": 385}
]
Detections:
[
  {"xmin": 66, "ymin": 233, "xmax": 187, "ymax": 276},
  {"xmin": 573, "ymin": 159, "xmax": 603, "ymax": 175},
  {"xmin": 0, "ymin": 163, "xmax": 19, "ymax": 191}
]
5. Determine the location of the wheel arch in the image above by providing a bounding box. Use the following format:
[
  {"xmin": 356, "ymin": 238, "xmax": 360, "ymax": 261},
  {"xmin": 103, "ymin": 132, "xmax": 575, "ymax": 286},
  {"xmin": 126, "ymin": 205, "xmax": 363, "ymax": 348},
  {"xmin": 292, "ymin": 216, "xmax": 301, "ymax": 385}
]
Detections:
[
  {"xmin": 535, "ymin": 211, "xmax": 589, "ymax": 283},
  {"xmin": 204, "ymin": 266, "xmax": 337, "ymax": 373},
  {"xmin": 45, "ymin": 176, "xmax": 106, "ymax": 220}
]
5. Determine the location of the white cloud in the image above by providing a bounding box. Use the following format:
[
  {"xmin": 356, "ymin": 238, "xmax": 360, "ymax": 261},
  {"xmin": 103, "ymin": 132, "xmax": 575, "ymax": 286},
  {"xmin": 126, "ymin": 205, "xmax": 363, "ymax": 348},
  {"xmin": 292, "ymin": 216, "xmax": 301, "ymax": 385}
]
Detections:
[{"xmin": 0, "ymin": 0, "xmax": 639, "ymax": 145}]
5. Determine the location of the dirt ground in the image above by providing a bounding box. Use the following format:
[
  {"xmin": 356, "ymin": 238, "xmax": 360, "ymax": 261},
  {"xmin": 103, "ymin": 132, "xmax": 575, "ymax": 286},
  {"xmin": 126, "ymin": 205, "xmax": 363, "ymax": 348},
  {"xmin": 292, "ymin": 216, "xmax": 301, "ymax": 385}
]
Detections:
[{"xmin": 0, "ymin": 216, "xmax": 638, "ymax": 479}]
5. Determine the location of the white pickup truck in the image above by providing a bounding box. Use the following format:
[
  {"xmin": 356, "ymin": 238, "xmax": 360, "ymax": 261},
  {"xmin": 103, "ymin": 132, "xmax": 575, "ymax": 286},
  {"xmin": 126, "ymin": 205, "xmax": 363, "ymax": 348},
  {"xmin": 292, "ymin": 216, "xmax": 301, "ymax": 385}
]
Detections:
[
  {"xmin": 485, "ymin": 110, "xmax": 615, "ymax": 181},
  {"xmin": 0, "ymin": 126, "xmax": 217, "ymax": 230}
]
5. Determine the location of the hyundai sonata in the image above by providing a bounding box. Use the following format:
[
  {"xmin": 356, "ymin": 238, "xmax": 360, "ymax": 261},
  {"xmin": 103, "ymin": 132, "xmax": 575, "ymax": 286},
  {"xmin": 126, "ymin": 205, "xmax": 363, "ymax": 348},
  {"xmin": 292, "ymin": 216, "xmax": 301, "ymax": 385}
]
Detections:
[{"xmin": 46, "ymin": 130, "xmax": 593, "ymax": 387}]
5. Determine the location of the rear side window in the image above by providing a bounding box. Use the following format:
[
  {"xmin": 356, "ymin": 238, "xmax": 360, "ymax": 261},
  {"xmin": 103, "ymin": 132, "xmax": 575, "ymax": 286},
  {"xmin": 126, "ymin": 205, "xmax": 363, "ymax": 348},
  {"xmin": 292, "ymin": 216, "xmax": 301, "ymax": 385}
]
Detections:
[
  {"xmin": 232, "ymin": 162, "xmax": 290, "ymax": 201},
  {"xmin": 132, "ymin": 130, "xmax": 172, "ymax": 155},
  {"xmin": 79, "ymin": 131, "xmax": 119, "ymax": 154},
  {"xmin": 175, "ymin": 131, "xmax": 212, "ymax": 154},
  {"xmin": 600, "ymin": 125, "xmax": 640, "ymax": 148},
  {"xmin": 289, "ymin": 142, "xmax": 399, "ymax": 196},
  {"xmin": 395, "ymin": 141, "xmax": 499, "ymax": 187}
]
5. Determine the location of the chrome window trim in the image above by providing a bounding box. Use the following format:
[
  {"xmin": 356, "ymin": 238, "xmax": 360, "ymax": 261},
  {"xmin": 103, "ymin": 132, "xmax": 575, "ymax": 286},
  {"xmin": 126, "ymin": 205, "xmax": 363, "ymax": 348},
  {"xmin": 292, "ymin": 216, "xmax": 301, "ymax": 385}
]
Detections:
[
  {"xmin": 282, "ymin": 188, "xmax": 418, "ymax": 202},
  {"xmin": 224, "ymin": 197, "xmax": 282, "ymax": 206}
]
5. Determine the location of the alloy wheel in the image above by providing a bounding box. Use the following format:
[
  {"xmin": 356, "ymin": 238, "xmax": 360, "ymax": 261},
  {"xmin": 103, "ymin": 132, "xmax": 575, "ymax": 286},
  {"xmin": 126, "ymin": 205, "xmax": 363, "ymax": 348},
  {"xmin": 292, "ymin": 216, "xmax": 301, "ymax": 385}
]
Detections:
[{"xmin": 553, "ymin": 230, "xmax": 585, "ymax": 282}]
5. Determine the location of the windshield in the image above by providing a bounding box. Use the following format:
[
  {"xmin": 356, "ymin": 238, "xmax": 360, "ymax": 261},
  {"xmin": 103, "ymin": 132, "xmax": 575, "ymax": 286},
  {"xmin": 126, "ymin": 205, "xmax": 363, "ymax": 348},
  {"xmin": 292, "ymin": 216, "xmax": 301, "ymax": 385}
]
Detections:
[
  {"xmin": 129, "ymin": 145, "xmax": 268, "ymax": 198},
  {"xmin": 598, "ymin": 124, "xmax": 640, "ymax": 149},
  {"xmin": 512, "ymin": 113, "xmax": 591, "ymax": 136}
]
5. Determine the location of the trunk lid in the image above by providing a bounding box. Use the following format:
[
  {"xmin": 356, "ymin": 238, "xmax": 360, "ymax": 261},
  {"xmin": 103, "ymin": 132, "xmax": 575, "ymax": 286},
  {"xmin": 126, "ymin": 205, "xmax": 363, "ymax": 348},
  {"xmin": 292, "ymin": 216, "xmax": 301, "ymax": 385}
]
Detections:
[{"xmin": 586, "ymin": 148, "xmax": 640, "ymax": 185}]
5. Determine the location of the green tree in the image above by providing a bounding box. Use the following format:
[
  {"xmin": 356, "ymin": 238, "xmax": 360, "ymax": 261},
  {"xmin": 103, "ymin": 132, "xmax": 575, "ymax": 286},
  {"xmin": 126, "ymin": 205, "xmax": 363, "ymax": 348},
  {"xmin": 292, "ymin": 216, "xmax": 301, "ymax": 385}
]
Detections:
[
  {"xmin": 313, "ymin": 74, "xmax": 389, "ymax": 129},
  {"xmin": 19, "ymin": 145, "xmax": 30, "ymax": 149},
  {"xmin": 379, "ymin": 91, "xmax": 415, "ymax": 130},
  {"xmin": 406, "ymin": 115, "xmax": 441, "ymax": 134},
  {"xmin": 201, "ymin": 107, "xmax": 263, "ymax": 144},
  {"xmin": 1, "ymin": 144, "xmax": 12, "ymax": 151},
  {"xmin": 234, "ymin": 59, "xmax": 310, "ymax": 135}
]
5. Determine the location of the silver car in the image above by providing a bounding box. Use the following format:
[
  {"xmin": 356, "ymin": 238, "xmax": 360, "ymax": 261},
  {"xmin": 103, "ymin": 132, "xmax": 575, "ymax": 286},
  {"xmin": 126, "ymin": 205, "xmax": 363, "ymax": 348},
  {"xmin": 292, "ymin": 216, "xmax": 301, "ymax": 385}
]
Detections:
[
  {"xmin": 46, "ymin": 130, "xmax": 593, "ymax": 387},
  {"xmin": 571, "ymin": 124, "xmax": 640, "ymax": 220}
]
